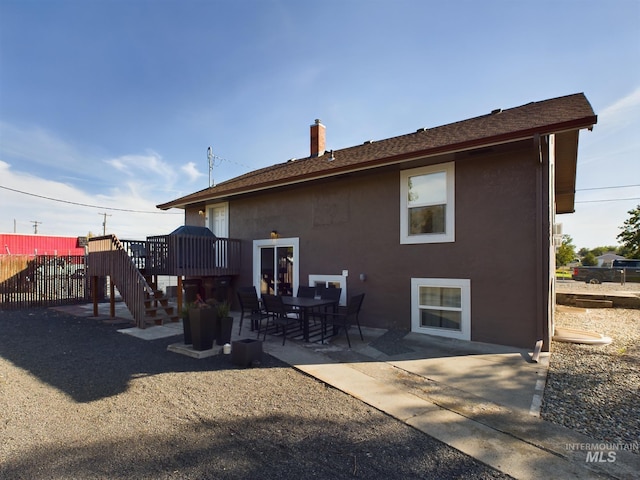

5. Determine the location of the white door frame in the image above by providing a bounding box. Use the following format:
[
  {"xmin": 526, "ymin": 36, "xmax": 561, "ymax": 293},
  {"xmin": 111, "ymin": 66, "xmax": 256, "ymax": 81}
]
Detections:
[
  {"xmin": 252, "ymin": 237, "xmax": 300, "ymax": 296},
  {"xmin": 207, "ymin": 202, "xmax": 229, "ymax": 238}
]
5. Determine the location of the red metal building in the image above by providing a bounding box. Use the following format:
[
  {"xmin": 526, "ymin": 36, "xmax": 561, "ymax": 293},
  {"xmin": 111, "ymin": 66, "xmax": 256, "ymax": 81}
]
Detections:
[{"xmin": 0, "ymin": 234, "xmax": 86, "ymax": 256}]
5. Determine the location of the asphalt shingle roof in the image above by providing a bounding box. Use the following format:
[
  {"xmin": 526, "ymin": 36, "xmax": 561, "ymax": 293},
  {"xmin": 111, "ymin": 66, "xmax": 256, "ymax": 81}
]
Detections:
[{"xmin": 158, "ymin": 93, "xmax": 596, "ymax": 210}]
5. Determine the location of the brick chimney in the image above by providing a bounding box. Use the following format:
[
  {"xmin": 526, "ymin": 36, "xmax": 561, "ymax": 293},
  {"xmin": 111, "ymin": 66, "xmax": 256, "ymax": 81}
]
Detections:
[{"xmin": 310, "ymin": 119, "xmax": 326, "ymax": 157}]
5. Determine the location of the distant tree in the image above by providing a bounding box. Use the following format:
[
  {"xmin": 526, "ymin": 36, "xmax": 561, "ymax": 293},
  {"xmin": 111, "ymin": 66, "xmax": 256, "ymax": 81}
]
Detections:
[
  {"xmin": 556, "ymin": 235, "xmax": 576, "ymax": 266},
  {"xmin": 578, "ymin": 247, "xmax": 590, "ymax": 257},
  {"xmin": 582, "ymin": 252, "xmax": 598, "ymax": 266},
  {"xmin": 617, "ymin": 205, "xmax": 640, "ymax": 259}
]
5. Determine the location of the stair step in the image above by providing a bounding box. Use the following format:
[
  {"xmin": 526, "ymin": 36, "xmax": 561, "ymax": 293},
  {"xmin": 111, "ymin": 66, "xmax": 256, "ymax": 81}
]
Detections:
[
  {"xmin": 145, "ymin": 305, "xmax": 174, "ymax": 313},
  {"xmin": 575, "ymin": 298, "xmax": 613, "ymax": 308},
  {"xmin": 144, "ymin": 316, "xmax": 162, "ymax": 326}
]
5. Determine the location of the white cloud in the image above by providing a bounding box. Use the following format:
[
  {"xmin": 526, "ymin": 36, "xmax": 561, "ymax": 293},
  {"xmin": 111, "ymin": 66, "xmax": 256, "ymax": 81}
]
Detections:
[
  {"xmin": 181, "ymin": 162, "xmax": 204, "ymax": 182},
  {"xmin": 598, "ymin": 86, "xmax": 640, "ymax": 126},
  {"xmin": 0, "ymin": 147, "xmax": 182, "ymax": 238},
  {"xmin": 105, "ymin": 151, "xmax": 174, "ymax": 180},
  {"xmin": 0, "ymin": 121, "xmax": 87, "ymax": 172}
]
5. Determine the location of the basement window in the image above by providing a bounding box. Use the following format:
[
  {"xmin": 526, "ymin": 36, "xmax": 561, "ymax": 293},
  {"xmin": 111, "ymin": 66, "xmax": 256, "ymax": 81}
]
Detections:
[{"xmin": 411, "ymin": 278, "xmax": 470, "ymax": 341}]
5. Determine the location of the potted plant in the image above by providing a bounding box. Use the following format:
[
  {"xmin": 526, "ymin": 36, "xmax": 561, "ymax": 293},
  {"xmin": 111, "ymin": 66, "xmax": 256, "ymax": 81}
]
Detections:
[
  {"xmin": 189, "ymin": 303, "xmax": 216, "ymax": 351},
  {"xmin": 215, "ymin": 301, "xmax": 234, "ymax": 345}
]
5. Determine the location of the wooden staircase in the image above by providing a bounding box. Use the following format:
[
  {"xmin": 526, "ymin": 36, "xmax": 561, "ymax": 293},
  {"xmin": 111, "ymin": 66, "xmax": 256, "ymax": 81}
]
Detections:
[
  {"xmin": 88, "ymin": 235, "xmax": 181, "ymax": 328},
  {"xmin": 143, "ymin": 281, "xmax": 180, "ymax": 325}
]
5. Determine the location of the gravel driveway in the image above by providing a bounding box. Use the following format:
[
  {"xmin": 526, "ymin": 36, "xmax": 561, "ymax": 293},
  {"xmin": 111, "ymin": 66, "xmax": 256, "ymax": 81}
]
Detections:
[
  {"xmin": 0, "ymin": 308, "xmax": 510, "ymax": 480},
  {"xmin": 544, "ymin": 281, "xmax": 640, "ymax": 450}
]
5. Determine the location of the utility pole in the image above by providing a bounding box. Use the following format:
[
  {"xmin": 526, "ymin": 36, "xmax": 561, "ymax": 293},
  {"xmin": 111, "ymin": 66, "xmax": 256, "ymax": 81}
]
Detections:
[
  {"xmin": 98, "ymin": 212, "xmax": 112, "ymax": 236},
  {"xmin": 31, "ymin": 220, "xmax": 41, "ymax": 234}
]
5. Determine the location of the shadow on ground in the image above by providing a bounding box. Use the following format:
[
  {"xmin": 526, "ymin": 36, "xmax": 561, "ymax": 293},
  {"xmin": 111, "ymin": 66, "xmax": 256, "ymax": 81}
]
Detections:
[{"xmin": 0, "ymin": 308, "xmax": 283, "ymax": 403}]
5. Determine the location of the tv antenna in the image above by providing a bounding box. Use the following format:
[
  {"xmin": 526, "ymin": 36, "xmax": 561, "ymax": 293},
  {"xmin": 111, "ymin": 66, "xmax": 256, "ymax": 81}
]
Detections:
[{"xmin": 207, "ymin": 146, "xmax": 214, "ymax": 187}]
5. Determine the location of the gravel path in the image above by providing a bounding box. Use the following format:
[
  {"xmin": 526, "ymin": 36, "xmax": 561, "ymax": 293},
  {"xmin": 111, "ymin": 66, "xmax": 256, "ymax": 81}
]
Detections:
[
  {"xmin": 556, "ymin": 279, "xmax": 640, "ymax": 295},
  {"xmin": 0, "ymin": 308, "xmax": 510, "ymax": 480},
  {"xmin": 542, "ymin": 282, "xmax": 640, "ymax": 450}
]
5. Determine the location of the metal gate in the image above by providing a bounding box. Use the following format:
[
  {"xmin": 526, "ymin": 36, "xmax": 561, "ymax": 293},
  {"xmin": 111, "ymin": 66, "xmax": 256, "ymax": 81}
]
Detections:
[{"xmin": 0, "ymin": 255, "xmax": 89, "ymax": 310}]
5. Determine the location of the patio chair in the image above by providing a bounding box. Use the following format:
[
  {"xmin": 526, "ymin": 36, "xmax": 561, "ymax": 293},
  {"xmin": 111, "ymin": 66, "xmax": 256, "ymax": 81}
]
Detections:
[
  {"xmin": 237, "ymin": 287, "xmax": 269, "ymax": 335},
  {"xmin": 297, "ymin": 285, "xmax": 316, "ymax": 298},
  {"xmin": 320, "ymin": 286, "xmax": 342, "ymax": 314},
  {"xmin": 260, "ymin": 294, "xmax": 301, "ymax": 345},
  {"xmin": 320, "ymin": 293, "xmax": 365, "ymax": 348},
  {"xmin": 320, "ymin": 286, "xmax": 342, "ymax": 303}
]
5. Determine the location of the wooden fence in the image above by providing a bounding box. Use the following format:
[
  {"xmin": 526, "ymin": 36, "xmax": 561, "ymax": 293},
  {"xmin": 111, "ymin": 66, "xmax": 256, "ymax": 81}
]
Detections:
[{"xmin": 0, "ymin": 255, "xmax": 88, "ymax": 310}]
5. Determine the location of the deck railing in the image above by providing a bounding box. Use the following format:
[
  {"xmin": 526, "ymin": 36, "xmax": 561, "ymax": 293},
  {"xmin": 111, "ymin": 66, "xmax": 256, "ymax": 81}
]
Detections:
[
  {"xmin": 88, "ymin": 235, "xmax": 152, "ymax": 328},
  {"xmin": 145, "ymin": 234, "xmax": 241, "ymax": 277}
]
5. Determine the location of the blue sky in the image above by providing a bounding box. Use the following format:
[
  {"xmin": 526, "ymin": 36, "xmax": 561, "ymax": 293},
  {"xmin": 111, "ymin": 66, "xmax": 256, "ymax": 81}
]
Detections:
[{"xmin": 1, "ymin": 0, "xmax": 638, "ymax": 249}]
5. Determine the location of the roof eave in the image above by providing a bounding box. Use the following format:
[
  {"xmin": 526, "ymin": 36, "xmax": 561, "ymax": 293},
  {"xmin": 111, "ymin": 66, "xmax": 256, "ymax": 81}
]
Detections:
[{"xmin": 157, "ymin": 114, "xmax": 597, "ymax": 211}]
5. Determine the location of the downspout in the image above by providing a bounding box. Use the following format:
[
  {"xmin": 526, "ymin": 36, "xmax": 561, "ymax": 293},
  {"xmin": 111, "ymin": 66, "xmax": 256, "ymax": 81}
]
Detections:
[{"xmin": 534, "ymin": 134, "xmax": 551, "ymax": 352}]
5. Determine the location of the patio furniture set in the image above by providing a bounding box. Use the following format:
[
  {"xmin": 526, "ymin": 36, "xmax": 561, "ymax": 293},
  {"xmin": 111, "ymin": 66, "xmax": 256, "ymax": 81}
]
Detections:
[{"xmin": 237, "ymin": 286, "xmax": 365, "ymax": 347}]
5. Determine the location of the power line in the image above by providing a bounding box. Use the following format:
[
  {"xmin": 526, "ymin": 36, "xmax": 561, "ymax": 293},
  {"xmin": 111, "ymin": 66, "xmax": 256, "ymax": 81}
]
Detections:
[
  {"xmin": 0, "ymin": 185, "xmax": 182, "ymax": 214},
  {"xmin": 206, "ymin": 150, "xmax": 252, "ymax": 171},
  {"xmin": 576, "ymin": 197, "xmax": 640, "ymax": 204},
  {"xmin": 576, "ymin": 184, "xmax": 640, "ymax": 191}
]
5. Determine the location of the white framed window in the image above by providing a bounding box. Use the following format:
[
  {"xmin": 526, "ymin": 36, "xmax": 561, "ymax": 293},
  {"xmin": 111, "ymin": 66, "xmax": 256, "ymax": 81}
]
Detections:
[
  {"xmin": 400, "ymin": 162, "xmax": 455, "ymax": 244},
  {"xmin": 411, "ymin": 278, "xmax": 470, "ymax": 341}
]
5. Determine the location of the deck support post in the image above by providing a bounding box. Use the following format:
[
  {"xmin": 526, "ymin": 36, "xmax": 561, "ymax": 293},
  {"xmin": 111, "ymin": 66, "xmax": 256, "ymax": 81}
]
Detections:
[
  {"xmin": 92, "ymin": 276, "xmax": 98, "ymax": 317},
  {"xmin": 177, "ymin": 276, "xmax": 183, "ymax": 315},
  {"xmin": 110, "ymin": 280, "xmax": 115, "ymax": 318}
]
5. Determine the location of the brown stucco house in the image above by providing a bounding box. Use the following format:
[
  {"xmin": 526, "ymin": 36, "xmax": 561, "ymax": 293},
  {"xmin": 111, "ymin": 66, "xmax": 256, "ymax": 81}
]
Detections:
[{"xmin": 158, "ymin": 93, "xmax": 597, "ymax": 350}]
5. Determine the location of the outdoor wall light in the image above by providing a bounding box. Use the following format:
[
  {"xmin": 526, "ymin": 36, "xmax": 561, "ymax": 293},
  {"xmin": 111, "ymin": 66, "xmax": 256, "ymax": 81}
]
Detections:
[
  {"xmin": 359, "ymin": 273, "xmax": 367, "ymax": 282},
  {"xmin": 198, "ymin": 210, "xmax": 205, "ymax": 216},
  {"xmin": 270, "ymin": 230, "xmax": 279, "ymax": 239}
]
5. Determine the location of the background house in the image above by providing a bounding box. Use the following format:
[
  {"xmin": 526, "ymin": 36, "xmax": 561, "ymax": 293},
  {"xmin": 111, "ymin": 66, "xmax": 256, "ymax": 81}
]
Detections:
[
  {"xmin": 596, "ymin": 253, "xmax": 625, "ymax": 267},
  {"xmin": 158, "ymin": 93, "xmax": 597, "ymax": 350}
]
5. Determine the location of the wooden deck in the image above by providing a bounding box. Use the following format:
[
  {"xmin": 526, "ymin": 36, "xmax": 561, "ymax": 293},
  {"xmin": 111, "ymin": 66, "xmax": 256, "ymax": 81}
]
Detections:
[{"xmin": 87, "ymin": 234, "xmax": 241, "ymax": 327}]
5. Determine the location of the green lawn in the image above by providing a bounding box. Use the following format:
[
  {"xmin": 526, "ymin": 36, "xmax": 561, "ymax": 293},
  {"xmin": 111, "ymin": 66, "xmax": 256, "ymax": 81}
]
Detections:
[{"xmin": 555, "ymin": 270, "xmax": 572, "ymax": 279}]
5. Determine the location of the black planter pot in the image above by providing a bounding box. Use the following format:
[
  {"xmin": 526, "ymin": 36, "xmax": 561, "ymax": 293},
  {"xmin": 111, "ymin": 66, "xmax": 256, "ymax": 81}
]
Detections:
[
  {"xmin": 231, "ymin": 339, "xmax": 263, "ymax": 367},
  {"xmin": 189, "ymin": 307, "xmax": 217, "ymax": 351},
  {"xmin": 182, "ymin": 314, "xmax": 192, "ymax": 345},
  {"xmin": 216, "ymin": 316, "xmax": 234, "ymax": 345}
]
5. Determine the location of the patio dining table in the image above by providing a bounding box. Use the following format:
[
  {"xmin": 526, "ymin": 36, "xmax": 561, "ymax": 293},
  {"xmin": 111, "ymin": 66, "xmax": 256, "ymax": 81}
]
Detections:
[{"xmin": 280, "ymin": 296, "xmax": 338, "ymax": 342}]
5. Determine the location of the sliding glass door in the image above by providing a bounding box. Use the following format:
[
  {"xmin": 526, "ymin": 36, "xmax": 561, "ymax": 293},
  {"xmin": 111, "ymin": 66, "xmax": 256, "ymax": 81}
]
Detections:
[{"xmin": 253, "ymin": 238, "xmax": 299, "ymax": 297}]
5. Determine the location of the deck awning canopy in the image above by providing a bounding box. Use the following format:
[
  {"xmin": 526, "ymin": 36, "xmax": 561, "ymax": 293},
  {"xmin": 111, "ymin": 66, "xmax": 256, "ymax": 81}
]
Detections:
[
  {"xmin": 157, "ymin": 93, "xmax": 597, "ymax": 214},
  {"xmin": 168, "ymin": 225, "xmax": 216, "ymax": 237}
]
